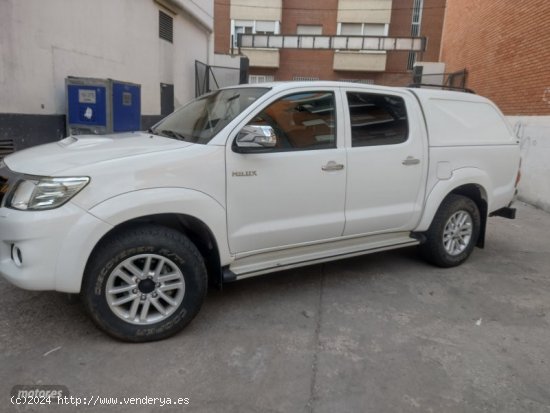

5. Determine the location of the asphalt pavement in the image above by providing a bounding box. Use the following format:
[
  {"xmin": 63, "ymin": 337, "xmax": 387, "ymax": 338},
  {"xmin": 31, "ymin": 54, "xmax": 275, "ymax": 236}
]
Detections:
[{"xmin": 1, "ymin": 201, "xmax": 549, "ymax": 413}]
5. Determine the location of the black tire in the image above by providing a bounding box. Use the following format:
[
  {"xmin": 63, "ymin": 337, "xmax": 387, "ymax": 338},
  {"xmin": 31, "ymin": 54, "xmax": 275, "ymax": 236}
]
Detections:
[
  {"xmin": 419, "ymin": 194, "xmax": 481, "ymax": 268},
  {"xmin": 81, "ymin": 225, "xmax": 207, "ymax": 342}
]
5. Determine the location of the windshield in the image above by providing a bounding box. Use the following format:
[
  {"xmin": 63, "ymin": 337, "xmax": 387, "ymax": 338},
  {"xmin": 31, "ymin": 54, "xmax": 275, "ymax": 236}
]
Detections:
[{"xmin": 150, "ymin": 87, "xmax": 270, "ymax": 144}]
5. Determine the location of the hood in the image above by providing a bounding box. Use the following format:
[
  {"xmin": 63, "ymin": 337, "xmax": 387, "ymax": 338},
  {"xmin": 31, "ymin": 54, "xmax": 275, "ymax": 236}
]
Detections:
[{"xmin": 4, "ymin": 132, "xmax": 192, "ymax": 176}]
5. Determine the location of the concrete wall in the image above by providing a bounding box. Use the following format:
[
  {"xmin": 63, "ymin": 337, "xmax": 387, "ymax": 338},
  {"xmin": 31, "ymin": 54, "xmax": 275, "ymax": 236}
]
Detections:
[
  {"xmin": 508, "ymin": 116, "xmax": 550, "ymax": 212},
  {"xmin": 0, "ymin": 0, "xmax": 213, "ymax": 148},
  {"xmin": 333, "ymin": 52, "xmax": 387, "ymax": 72}
]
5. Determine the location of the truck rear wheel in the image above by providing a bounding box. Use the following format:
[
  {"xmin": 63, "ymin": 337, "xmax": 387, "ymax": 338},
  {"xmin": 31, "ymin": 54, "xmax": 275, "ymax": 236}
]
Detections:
[
  {"xmin": 420, "ymin": 194, "xmax": 480, "ymax": 267},
  {"xmin": 81, "ymin": 225, "xmax": 207, "ymax": 342}
]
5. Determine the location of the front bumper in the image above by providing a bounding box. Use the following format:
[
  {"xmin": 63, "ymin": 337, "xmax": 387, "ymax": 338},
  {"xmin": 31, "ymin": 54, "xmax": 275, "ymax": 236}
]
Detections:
[{"xmin": 0, "ymin": 203, "xmax": 111, "ymax": 292}]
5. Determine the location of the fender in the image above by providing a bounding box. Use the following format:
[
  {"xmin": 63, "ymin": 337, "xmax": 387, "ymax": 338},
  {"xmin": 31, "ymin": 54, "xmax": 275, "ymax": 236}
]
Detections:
[
  {"xmin": 414, "ymin": 167, "xmax": 492, "ymax": 232},
  {"xmin": 56, "ymin": 188, "xmax": 232, "ymax": 293},
  {"xmin": 54, "ymin": 207, "xmax": 113, "ymax": 292}
]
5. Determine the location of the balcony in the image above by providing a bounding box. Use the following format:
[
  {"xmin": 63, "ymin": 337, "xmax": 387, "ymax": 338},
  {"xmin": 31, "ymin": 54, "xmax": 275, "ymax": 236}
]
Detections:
[
  {"xmin": 333, "ymin": 51, "xmax": 386, "ymax": 72},
  {"xmin": 241, "ymin": 48, "xmax": 280, "ymax": 68}
]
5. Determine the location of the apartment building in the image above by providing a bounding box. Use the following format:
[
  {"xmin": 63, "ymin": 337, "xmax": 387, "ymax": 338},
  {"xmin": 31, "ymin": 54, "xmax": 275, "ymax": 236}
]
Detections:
[{"xmin": 214, "ymin": 0, "xmax": 446, "ymax": 85}]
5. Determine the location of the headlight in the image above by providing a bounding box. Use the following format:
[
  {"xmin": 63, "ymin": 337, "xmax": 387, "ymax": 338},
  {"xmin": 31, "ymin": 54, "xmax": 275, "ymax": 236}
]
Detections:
[{"xmin": 9, "ymin": 176, "xmax": 90, "ymax": 210}]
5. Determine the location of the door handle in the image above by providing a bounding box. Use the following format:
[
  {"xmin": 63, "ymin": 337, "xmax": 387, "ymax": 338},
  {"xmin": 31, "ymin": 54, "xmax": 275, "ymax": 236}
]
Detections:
[
  {"xmin": 402, "ymin": 156, "xmax": 420, "ymax": 166},
  {"xmin": 322, "ymin": 161, "xmax": 345, "ymax": 171}
]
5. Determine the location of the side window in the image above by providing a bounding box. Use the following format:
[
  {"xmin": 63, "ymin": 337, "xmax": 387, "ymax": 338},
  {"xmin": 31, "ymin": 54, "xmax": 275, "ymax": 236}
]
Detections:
[
  {"xmin": 347, "ymin": 92, "xmax": 408, "ymax": 147},
  {"xmin": 248, "ymin": 92, "xmax": 336, "ymax": 150}
]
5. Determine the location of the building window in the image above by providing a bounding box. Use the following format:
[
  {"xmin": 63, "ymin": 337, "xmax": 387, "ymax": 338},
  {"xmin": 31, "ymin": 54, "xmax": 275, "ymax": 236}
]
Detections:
[
  {"xmin": 249, "ymin": 75, "xmax": 275, "ymax": 84},
  {"xmin": 408, "ymin": 0, "xmax": 424, "ymax": 69},
  {"xmin": 339, "ymin": 23, "xmax": 387, "ymax": 36},
  {"xmin": 159, "ymin": 11, "xmax": 173, "ymax": 43},
  {"xmin": 231, "ymin": 20, "xmax": 280, "ymax": 47},
  {"xmin": 297, "ymin": 25, "xmax": 323, "ymax": 35}
]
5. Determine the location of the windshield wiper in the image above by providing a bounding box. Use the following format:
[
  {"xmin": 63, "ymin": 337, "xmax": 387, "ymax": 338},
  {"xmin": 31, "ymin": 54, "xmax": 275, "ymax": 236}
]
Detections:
[{"xmin": 152, "ymin": 129, "xmax": 189, "ymax": 141}]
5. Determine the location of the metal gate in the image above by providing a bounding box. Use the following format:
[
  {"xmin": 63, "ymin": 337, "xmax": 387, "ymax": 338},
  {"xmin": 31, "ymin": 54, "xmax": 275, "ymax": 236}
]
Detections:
[
  {"xmin": 445, "ymin": 69, "xmax": 468, "ymax": 89},
  {"xmin": 411, "ymin": 68, "xmax": 470, "ymax": 92},
  {"xmin": 195, "ymin": 59, "xmax": 249, "ymax": 97}
]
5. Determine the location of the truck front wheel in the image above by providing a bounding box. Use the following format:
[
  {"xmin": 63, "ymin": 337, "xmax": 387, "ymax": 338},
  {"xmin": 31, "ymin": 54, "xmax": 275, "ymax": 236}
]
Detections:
[
  {"xmin": 81, "ymin": 225, "xmax": 207, "ymax": 342},
  {"xmin": 420, "ymin": 194, "xmax": 481, "ymax": 267}
]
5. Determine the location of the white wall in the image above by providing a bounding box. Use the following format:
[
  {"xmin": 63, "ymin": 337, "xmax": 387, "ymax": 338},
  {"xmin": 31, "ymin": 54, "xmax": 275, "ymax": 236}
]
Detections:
[
  {"xmin": 173, "ymin": 8, "xmax": 212, "ymax": 107},
  {"xmin": 0, "ymin": 0, "xmax": 212, "ymax": 116},
  {"xmin": 212, "ymin": 54, "xmax": 241, "ymax": 69},
  {"xmin": 507, "ymin": 116, "xmax": 550, "ymax": 212}
]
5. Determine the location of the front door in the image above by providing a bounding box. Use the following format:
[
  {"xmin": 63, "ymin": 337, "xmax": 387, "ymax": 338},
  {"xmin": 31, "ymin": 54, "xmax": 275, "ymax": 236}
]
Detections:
[{"xmin": 226, "ymin": 89, "xmax": 346, "ymax": 254}]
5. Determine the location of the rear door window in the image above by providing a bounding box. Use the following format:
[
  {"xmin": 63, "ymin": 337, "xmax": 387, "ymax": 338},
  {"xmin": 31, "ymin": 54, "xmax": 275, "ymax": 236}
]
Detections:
[{"xmin": 347, "ymin": 92, "xmax": 408, "ymax": 147}]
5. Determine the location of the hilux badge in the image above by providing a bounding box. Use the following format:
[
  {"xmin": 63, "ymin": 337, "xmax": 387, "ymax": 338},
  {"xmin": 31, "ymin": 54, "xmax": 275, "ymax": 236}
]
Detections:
[{"xmin": 232, "ymin": 171, "xmax": 257, "ymax": 177}]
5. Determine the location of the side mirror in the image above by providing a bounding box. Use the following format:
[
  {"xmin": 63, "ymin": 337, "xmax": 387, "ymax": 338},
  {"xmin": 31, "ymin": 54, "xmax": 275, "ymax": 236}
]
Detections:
[{"xmin": 234, "ymin": 125, "xmax": 277, "ymax": 152}]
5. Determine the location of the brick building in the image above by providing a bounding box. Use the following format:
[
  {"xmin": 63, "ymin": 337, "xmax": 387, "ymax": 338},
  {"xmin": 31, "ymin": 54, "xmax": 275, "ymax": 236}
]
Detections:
[
  {"xmin": 440, "ymin": 0, "xmax": 550, "ymax": 211},
  {"xmin": 440, "ymin": 0, "xmax": 550, "ymax": 116},
  {"xmin": 214, "ymin": 0, "xmax": 446, "ymax": 85}
]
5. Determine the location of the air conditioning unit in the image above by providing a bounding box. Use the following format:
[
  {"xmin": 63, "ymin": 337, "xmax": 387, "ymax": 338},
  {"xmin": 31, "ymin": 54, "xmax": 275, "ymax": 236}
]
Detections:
[{"xmin": 412, "ymin": 62, "xmax": 446, "ymax": 86}]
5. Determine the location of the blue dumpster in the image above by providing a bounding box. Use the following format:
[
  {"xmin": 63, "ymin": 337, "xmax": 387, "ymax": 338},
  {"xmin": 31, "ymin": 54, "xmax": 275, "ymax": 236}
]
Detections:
[{"xmin": 66, "ymin": 77, "xmax": 141, "ymax": 135}]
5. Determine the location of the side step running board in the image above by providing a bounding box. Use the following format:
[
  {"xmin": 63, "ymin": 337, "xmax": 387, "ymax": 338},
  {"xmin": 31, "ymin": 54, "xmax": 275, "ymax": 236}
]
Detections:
[{"xmin": 222, "ymin": 267, "xmax": 237, "ymax": 283}]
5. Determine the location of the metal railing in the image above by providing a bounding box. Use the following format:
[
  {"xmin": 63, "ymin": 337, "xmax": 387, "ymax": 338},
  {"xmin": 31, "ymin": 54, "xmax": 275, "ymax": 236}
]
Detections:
[{"xmin": 237, "ymin": 34, "xmax": 426, "ymax": 52}]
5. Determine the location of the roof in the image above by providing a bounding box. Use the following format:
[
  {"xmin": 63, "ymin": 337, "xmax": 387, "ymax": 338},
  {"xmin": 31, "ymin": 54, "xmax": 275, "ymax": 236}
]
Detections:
[{"xmin": 224, "ymin": 81, "xmax": 485, "ymax": 101}]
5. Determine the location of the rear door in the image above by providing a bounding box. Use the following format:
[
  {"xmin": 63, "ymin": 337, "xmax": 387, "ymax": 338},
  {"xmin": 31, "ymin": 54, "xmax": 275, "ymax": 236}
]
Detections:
[
  {"xmin": 226, "ymin": 87, "xmax": 347, "ymax": 254},
  {"xmin": 342, "ymin": 88, "xmax": 427, "ymax": 236}
]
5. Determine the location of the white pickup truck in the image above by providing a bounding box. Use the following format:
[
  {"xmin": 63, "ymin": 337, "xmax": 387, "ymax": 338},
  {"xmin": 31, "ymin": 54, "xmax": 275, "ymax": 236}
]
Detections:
[{"xmin": 0, "ymin": 82, "xmax": 520, "ymax": 341}]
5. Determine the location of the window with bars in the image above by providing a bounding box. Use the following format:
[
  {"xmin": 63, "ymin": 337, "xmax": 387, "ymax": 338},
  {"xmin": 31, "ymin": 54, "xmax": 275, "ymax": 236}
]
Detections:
[
  {"xmin": 249, "ymin": 75, "xmax": 275, "ymax": 84},
  {"xmin": 159, "ymin": 10, "xmax": 173, "ymax": 43},
  {"xmin": 407, "ymin": 0, "xmax": 424, "ymax": 69},
  {"xmin": 293, "ymin": 76, "xmax": 320, "ymax": 81}
]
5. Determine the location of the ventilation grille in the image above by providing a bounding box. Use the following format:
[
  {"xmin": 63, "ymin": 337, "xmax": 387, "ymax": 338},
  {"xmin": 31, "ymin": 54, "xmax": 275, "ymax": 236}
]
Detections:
[
  {"xmin": 293, "ymin": 76, "xmax": 320, "ymax": 81},
  {"xmin": 0, "ymin": 175, "xmax": 7, "ymax": 205},
  {"xmin": 159, "ymin": 11, "xmax": 173, "ymax": 43},
  {"xmin": 0, "ymin": 138, "xmax": 15, "ymax": 160}
]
